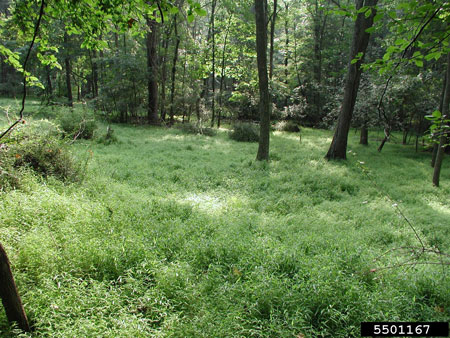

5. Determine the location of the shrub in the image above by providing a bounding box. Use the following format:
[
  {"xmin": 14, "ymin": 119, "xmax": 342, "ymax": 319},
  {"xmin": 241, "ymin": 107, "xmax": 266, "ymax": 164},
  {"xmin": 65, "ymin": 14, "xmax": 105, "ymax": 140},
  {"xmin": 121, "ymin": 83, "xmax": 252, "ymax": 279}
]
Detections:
[
  {"xmin": 177, "ymin": 123, "xmax": 217, "ymax": 137},
  {"xmin": 96, "ymin": 126, "xmax": 119, "ymax": 145},
  {"xmin": 273, "ymin": 120, "xmax": 301, "ymax": 133},
  {"xmin": 229, "ymin": 122, "xmax": 259, "ymax": 142},
  {"xmin": 58, "ymin": 110, "xmax": 97, "ymax": 140},
  {"xmin": 0, "ymin": 120, "xmax": 80, "ymax": 189}
]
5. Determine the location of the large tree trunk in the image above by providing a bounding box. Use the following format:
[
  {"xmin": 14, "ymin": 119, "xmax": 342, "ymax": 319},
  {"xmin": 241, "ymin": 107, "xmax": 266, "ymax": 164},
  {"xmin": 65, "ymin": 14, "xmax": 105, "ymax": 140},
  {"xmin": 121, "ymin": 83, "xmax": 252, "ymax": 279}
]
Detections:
[
  {"xmin": 146, "ymin": 15, "xmax": 160, "ymax": 125},
  {"xmin": 325, "ymin": 0, "xmax": 377, "ymax": 160},
  {"xmin": 433, "ymin": 51, "xmax": 450, "ymax": 187},
  {"xmin": 159, "ymin": 23, "xmax": 172, "ymax": 122},
  {"xmin": 269, "ymin": 0, "xmax": 278, "ymax": 80},
  {"xmin": 169, "ymin": 15, "xmax": 180, "ymax": 125},
  {"xmin": 0, "ymin": 243, "xmax": 30, "ymax": 332},
  {"xmin": 255, "ymin": 0, "xmax": 271, "ymax": 161},
  {"xmin": 64, "ymin": 32, "xmax": 73, "ymax": 107}
]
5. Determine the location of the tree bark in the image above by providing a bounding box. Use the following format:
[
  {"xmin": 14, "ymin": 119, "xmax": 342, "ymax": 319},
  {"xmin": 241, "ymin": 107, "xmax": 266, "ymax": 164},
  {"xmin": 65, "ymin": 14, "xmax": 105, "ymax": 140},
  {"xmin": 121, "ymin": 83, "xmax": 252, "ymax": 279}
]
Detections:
[
  {"xmin": 284, "ymin": 2, "xmax": 289, "ymax": 107},
  {"xmin": 0, "ymin": 243, "xmax": 30, "ymax": 332},
  {"xmin": 91, "ymin": 50, "xmax": 99, "ymax": 98},
  {"xmin": 64, "ymin": 32, "xmax": 73, "ymax": 107},
  {"xmin": 169, "ymin": 14, "xmax": 180, "ymax": 125},
  {"xmin": 210, "ymin": 0, "xmax": 217, "ymax": 127},
  {"xmin": 255, "ymin": 0, "xmax": 271, "ymax": 161},
  {"xmin": 433, "ymin": 51, "xmax": 450, "ymax": 187},
  {"xmin": 360, "ymin": 124, "xmax": 368, "ymax": 145},
  {"xmin": 325, "ymin": 0, "xmax": 377, "ymax": 160},
  {"xmin": 269, "ymin": 0, "xmax": 278, "ymax": 80},
  {"xmin": 146, "ymin": 15, "xmax": 160, "ymax": 125},
  {"xmin": 218, "ymin": 15, "xmax": 232, "ymax": 128}
]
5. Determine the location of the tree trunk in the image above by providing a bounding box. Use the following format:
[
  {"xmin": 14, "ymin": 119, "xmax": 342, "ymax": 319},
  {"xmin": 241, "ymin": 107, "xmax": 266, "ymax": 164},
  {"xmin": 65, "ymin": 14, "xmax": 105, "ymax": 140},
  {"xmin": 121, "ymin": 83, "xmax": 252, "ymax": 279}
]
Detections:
[
  {"xmin": 169, "ymin": 15, "xmax": 180, "ymax": 125},
  {"xmin": 46, "ymin": 65, "xmax": 52, "ymax": 102},
  {"xmin": 432, "ymin": 72, "xmax": 447, "ymax": 167},
  {"xmin": 64, "ymin": 33, "xmax": 73, "ymax": 107},
  {"xmin": 284, "ymin": 2, "xmax": 289, "ymax": 107},
  {"xmin": 255, "ymin": 0, "xmax": 271, "ymax": 161},
  {"xmin": 91, "ymin": 50, "xmax": 99, "ymax": 98},
  {"xmin": 146, "ymin": 15, "xmax": 160, "ymax": 125},
  {"xmin": 433, "ymin": 51, "xmax": 450, "ymax": 187},
  {"xmin": 160, "ymin": 21, "xmax": 173, "ymax": 121},
  {"xmin": 360, "ymin": 124, "xmax": 368, "ymax": 145},
  {"xmin": 269, "ymin": 0, "xmax": 278, "ymax": 80},
  {"xmin": 325, "ymin": 0, "xmax": 377, "ymax": 160},
  {"xmin": 378, "ymin": 128, "xmax": 390, "ymax": 152},
  {"xmin": 218, "ymin": 15, "xmax": 232, "ymax": 128},
  {"xmin": 210, "ymin": 0, "xmax": 217, "ymax": 127},
  {"xmin": 0, "ymin": 243, "xmax": 30, "ymax": 332},
  {"xmin": 431, "ymin": 143, "xmax": 439, "ymax": 167}
]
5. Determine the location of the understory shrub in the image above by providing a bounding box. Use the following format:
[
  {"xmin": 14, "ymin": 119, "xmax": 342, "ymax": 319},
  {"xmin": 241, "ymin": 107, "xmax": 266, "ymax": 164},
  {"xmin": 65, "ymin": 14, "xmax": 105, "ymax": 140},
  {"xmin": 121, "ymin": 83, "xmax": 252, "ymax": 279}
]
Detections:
[
  {"xmin": 177, "ymin": 123, "xmax": 216, "ymax": 137},
  {"xmin": 229, "ymin": 122, "xmax": 259, "ymax": 142},
  {"xmin": 0, "ymin": 120, "xmax": 80, "ymax": 189},
  {"xmin": 274, "ymin": 120, "xmax": 301, "ymax": 133},
  {"xmin": 58, "ymin": 109, "xmax": 97, "ymax": 140},
  {"xmin": 96, "ymin": 126, "xmax": 119, "ymax": 145}
]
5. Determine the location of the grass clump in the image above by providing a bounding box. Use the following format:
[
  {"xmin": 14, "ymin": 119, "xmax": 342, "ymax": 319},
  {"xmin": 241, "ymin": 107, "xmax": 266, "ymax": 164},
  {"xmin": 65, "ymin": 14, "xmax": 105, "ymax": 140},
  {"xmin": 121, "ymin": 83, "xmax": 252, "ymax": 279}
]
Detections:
[
  {"xmin": 273, "ymin": 120, "xmax": 301, "ymax": 133},
  {"xmin": 176, "ymin": 122, "xmax": 216, "ymax": 137},
  {"xmin": 229, "ymin": 122, "xmax": 259, "ymax": 142}
]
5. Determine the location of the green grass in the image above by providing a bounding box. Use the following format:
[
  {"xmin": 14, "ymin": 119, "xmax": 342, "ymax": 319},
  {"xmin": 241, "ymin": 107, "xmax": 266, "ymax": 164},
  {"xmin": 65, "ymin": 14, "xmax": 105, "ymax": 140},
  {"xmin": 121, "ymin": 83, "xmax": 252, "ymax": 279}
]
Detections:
[{"xmin": 0, "ymin": 101, "xmax": 449, "ymax": 337}]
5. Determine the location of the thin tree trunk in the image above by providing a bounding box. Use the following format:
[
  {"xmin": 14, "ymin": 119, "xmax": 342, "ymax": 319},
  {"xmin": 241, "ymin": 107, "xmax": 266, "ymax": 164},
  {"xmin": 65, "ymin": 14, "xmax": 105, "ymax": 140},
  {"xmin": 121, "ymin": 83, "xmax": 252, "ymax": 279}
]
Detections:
[
  {"xmin": 255, "ymin": 0, "xmax": 271, "ymax": 161},
  {"xmin": 210, "ymin": 0, "xmax": 217, "ymax": 127},
  {"xmin": 360, "ymin": 124, "xmax": 368, "ymax": 145},
  {"xmin": 146, "ymin": 15, "xmax": 160, "ymax": 125},
  {"xmin": 325, "ymin": 0, "xmax": 377, "ymax": 160},
  {"xmin": 218, "ymin": 15, "xmax": 232, "ymax": 128},
  {"xmin": 169, "ymin": 15, "xmax": 180, "ymax": 125},
  {"xmin": 377, "ymin": 128, "xmax": 390, "ymax": 152},
  {"xmin": 92, "ymin": 50, "xmax": 98, "ymax": 98},
  {"xmin": 46, "ymin": 65, "xmax": 52, "ymax": 102},
  {"xmin": 432, "ymin": 72, "xmax": 447, "ymax": 167},
  {"xmin": 433, "ymin": 51, "xmax": 450, "ymax": 187},
  {"xmin": 64, "ymin": 32, "xmax": 73, "ymax": 107},
  {"xmin": 269, "ymin": 0, "xmax": 278, "ymax": 80},
  {"xmin": 284, "ymin": 2, "xmax": 289, "ymax": 107},
  {"xmin": 0, "ymin": 243, "xmax": 30, "ymax": 332}
]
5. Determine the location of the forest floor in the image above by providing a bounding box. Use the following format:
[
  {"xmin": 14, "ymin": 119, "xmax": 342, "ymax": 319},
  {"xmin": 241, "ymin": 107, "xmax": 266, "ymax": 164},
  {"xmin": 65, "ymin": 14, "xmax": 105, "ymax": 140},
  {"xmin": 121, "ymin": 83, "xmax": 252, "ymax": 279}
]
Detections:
[{"xmin": 0, "ymin": 100, "xmax": 449, "ymax": 337}]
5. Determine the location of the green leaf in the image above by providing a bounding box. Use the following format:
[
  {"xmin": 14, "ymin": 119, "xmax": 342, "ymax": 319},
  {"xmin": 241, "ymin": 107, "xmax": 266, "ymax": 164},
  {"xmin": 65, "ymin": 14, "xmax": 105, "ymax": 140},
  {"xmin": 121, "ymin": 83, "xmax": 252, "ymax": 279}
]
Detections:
[
  {"xmin": 194, "ymin": 8, "xmax": 207, "ymax": 16},
  {"xmin": 373, "ymin": 13, "xmax": 383, "ymax": 23},
  {"xmin": 414, "ymin": 59, "xmax": 423, "ymax": 67},
  {"xmin": 187, "ymin": 14, "xmax": 195, "ymax": 23},
  {"xmin": 383, "ymin": 52, "xmax": 391, "ymax": 61},
  {"xmin": 169, "ymin": 7, "xmax": 179, "ymax": 14},
  {"xmin": 365, "ymin": 26, "xmax": 375, "ymax": 33},
  {"xmin": 351, "ymin": 58, "xmax": 358, "ymax": 64}
]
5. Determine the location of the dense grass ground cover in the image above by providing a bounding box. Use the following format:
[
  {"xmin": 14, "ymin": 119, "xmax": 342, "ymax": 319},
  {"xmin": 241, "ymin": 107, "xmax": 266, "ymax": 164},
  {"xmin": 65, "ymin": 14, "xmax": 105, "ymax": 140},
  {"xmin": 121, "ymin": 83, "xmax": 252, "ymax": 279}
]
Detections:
[{"xmin": 0, "ymin": 100, "xmax": 449, "ymax": 337}]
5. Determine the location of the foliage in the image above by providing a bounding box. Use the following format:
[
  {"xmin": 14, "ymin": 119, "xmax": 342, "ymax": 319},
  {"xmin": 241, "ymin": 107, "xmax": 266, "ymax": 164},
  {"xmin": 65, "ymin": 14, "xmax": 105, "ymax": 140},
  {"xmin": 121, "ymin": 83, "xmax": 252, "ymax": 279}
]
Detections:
[
  {"xmin": 273, "ymin": 120, "xmax": 301, "ymax": 133},
  {"xmin": 229, "ymin": 122, "xmax": 259, "ymax": 142},
  {"xmin": 96, "ymin": 125, "xmax": 119, "ymax": 145},
  {"xmin": 0, "ymin": 120, "xmax": 80, "ymax": 189},
  {"xmin": 176, "ymin": 122, "xmax": 217, "ymax": 137},
  {"xmin": 58, "ymin": 109, "xmax": 97, "ymax": 140}
]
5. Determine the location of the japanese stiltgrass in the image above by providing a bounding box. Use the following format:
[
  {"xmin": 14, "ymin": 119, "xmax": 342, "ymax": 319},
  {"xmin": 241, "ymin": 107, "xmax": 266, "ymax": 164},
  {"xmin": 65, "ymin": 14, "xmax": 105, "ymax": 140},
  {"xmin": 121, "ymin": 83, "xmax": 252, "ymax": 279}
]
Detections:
[{"xmin": 0, "ymin": 101, "xmax": 448, "ymax": 337}]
